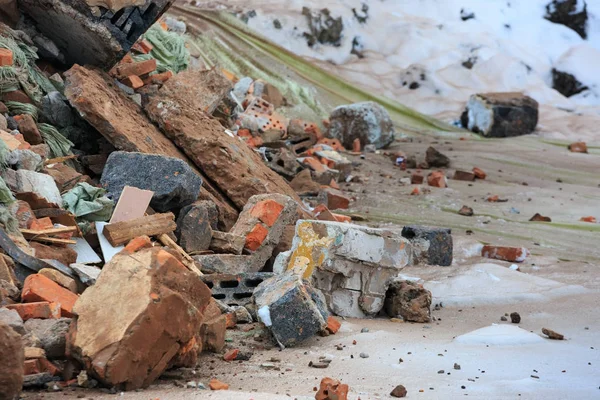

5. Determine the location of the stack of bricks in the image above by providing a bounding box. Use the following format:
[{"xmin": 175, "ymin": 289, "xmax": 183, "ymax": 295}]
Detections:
[{"xmin": 110, "ymin": 38, "xmax": 173, "ymax": 90}]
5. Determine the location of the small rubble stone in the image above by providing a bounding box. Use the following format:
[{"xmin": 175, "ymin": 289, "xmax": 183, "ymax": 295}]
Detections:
[
  {"xmin": 69, "ymin": 246, "xmax": 212, "ymax": 390},
  {"xmin": 24, "ymin": 318, "xmax": 71, "ymax": 359},
  {"xmin": 101, "ymin": 151, "xmax": 203, "ymax": 212},
  {"xmin": 510, "ymin": 312, "xmax": 521, "ymax": 323},
  {"xmin": 176, "ymin": 201, "xmax": 217, "ymax": 253},
  {"xmin": 426, "ymin": 147, "xmax": 450, "ymax": 168},
  {"xmin": 411, "ymin": 173, "xmax": 424, "ymax": 184},
  {"xmin": 232, "ymin": 306, "xmax": 253, "ymax": 324},
  {"xmin": 530, "ymin": 213, "xmax": 552, "ymax": 222},
  {"xmin": 461, "ymin": 92, "xmax": 538, "ymax": 137},
  {"xmin": 327, "ymin": 101, "xmax": 395, "ymax": 149},
  {"xmin": 542, "ymin": 328, "xmax": 564, "ymax": 340},
  {"xmin": 482, "ymin": 245, "xmax": 529, "ymax": 263},
  {"xmin": 8, "ymin": 149, "xmax": 43, "ymax": 171},
  {"xmin": 384, "ymin": 280, "xmax": 432, "ymax": 323},
  {"xmin": 316, "ymin": 377, "xmax": 349, "ymax": 400},
  {"xmin": 402, "ymin": 225, "xmax": 452, "ymax": 266},
  {"xmin": 290, "ymin": 169, "xmax": 321, "ymax": 196},
  {"xmin": 70, "ymin": 263, "xmax": 101, "ymax": 286},
  {"xmin": 458, "ymin": 205, "xmax": 474, "ymax": 216},
  {"xmin": 210, "ymin": 231, "xmax": 245, "ymax": 255},
  {"xmin": 454, "ymin": 363, "xmax": 461, "ymax": 370},
  {"xmin": 0, "ymin": 321, "xmax": 24, "ymax": 399},
  {"xmin": 390, "ymin": 384, "xmax": 408, "ymax": 398},
  {"xmin": 254, "ymin": 271, "xmax": 328, "ymax": 347},
  {"xmin": 359, "ymin": 352, "xmax": 369, "ymax": 358},
  {"xmin": 16, "ymin": 114, "xmax": 43, "ymax": 145},
  {"xmin": 501, "ymin": 316, "xmax": 508, "ymax": 321}
]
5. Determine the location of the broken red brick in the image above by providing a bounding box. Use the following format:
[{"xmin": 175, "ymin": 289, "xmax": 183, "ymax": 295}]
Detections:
[
  {"xmin": 487, "ymin": 195, "xmax": 499, "ymax": 202},
  {"xmin": 580, "ymin": 216, "xmax": 597, "ymax": 223},
  {"xmin": 318, "ymin": 138, "xmax": 345, "ymax": 152},
  {"xmin": 23, "ymin": 359, "xmax": 41, "ymax": 375},
  {"xmin": 14, "ymin": 200, "xmax": 36, "ymax": 229},
  {"xmin": 2, "ymin": 90, "xmax": 32, "ymax": 104},
  {"xmin": 326, "ymin": 316, "xmax": 341, "ymax": 334},
  {"xmin": 115, "ymin": 59, "xmax": 157, "ymax": 79},
  {"xmin": 223, "ymin": 349, "xmax": 239, "ymax": 361},
  {"xmin": 6, "ymin": 301, "xmax": 60, "ymax": 321},
  {"xmin": 482, "ymin": 245, "xmax": 529, "ymax": 263},
  {"xmin": 245, "ymin": 223, "xmax": 269, "ymax": 251},
  {"xmin": 472, "ymin": 167, "xmax": 486, "ymax": 179},
  {"xmin": 142, "ymin": 70, "xmax": 173, "ymax": 86},
  {"xmin": 132, "ymin": 39, "xmax": 154, "ymax": 54},
  {"xmin": 427, "ymin": 171, "xmax": 447, "ymax": 188},
  {"xmin": 411, "ymin": 173, "xmax": 424, "ymax": 185},
  {"xmin": 209, "ymin": 378, "xmax": 229, "ymax": 391},
  {"xmin": 322, "ymin": 188, "xmax": 350, "ymax": 210},
  {"xmin": 329, "ymin": 179, "xmax": 340, "ymax": 190},
  {"xmin": 121, "ymin": 75, "xmax": 144, "ymax": 89},
  {"xmin": 331, "ymin": 213, "xmax": 351, "ymax": 223},
  {"xmin": 410, "ymin": 187, "xmax": 420, "ymax": 196},
  {"xmin": 0, "ymin": 48, "xmax": 13, "ymax": 66},
  {"xmin": 568, "ymin": 142, "xmax": 588, "ymax": 153},
  {"xmin": 123, "ymin": 235, "xmax": 153, "ymax": 254},
  {"xmin": 529, "ymin": 213, "xmax": 551, "ymax": 222},
  {"xmin": 453, "ymin": 170, "xmax": 476, "ymax": 182},
  {"xmin": 225, "ymin": 312, "xmax": 237, "ymax": 329},
  {"xmin": 21, "ymin": 274, "xmax": 78, "ymax": 318},
  {"xmin": 250, "ymin": 199, "xmax": 284, "ymax": 227},
  {"xmin": 316, "ymin": 377, "xmax": 349, "ymax": 400},
  {"xmin": 16, "ymin": 114, "xmax": 43, "ymax": 145},
  {"xmin": 303, "ymin": 157, "xmax": 327, "ymax": 173},
  {"xmin": 352, "ymin": 138, "xmax": 361, "ymax": 153},
  {"xmin": 29, "ymin": 217, "xmax": 54, "ymax": 231}
]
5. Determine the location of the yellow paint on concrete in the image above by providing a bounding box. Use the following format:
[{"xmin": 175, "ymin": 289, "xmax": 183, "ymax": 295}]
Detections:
[{"xmin": 286, "ymin": 221, "xmax": 334, "ymax": 279}]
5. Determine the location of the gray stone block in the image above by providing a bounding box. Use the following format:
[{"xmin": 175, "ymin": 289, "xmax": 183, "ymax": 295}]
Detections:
[
  {"xmin": 100, "ymin": 151, "xmax": 202, "ymax": 212},
  {"xmin": 327, "ymin": 101, "xmax": 395, "ymax": 149},
  {"xmin": 24, "ymin": 318, "xmax": 71, "ymax": 359},
  {"xmin": 401, "ymin": 225, "xmax": 453, "ymax": 266},
  {"xmin": 254, "ymin": 272, "xmax": 327, "ymax": 347}
]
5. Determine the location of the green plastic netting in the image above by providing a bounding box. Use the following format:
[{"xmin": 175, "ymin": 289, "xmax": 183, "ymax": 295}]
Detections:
[{"xmin": 133, "ymin": 24, "xmax": 190, "ymax": 74}]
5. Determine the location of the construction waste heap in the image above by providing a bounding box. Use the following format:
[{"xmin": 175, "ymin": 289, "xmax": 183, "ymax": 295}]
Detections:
[{"xmin": 0, "ymin": 1, "xmax": 586, "ymax": 398}]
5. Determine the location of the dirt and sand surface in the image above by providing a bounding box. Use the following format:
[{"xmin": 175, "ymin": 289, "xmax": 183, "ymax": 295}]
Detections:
[{"xmin": 33, "ymin": 134, "xmax": 600, "ymax": 399}]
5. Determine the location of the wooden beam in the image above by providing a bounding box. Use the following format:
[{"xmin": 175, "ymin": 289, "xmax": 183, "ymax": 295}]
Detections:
[
  {"xmin": 21, "ymin": 227, "xmax": 78, "ymax": 236},
  {"xmin": 103, "ymin": 213, "xmax": 176, "ymax": 247},
  {"xmin": 28, "ymin": 236, "xmax": 77, "ymax": 245},
  {"xmin": 43, "ymin": 155, "xmax": 78, "ymax": 165}
]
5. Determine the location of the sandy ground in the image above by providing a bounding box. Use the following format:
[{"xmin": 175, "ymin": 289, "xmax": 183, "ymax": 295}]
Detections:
[{"xmin": 31, "ymin": 135, "xmax": 600, "ymax": 400}]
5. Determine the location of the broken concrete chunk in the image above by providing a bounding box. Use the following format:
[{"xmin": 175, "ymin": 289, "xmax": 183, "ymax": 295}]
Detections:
[
  {"xmin": 8, "ymin": 149, "xmax": 43, "ymax": 171},
  {"xmin": 176, "ymin": 201, "xmax": 217, "ymax": 253},
  {"xmin": 210, "ymin": 231, "xmax": 245, "ymax": 255},
  {"xmin": 327, "ymin": 101, "xmax": 395, "ymax": 149},
  {"xmin": 194, "ymin": 194, "xmax": 298, "ymax": 274},
  {"xmin": 15, "ymin": 170, "xmax": 63, "ymax": 207},
  {"xmin": 384, "ymin": 280, "xmax": 432, "ymax": 323},
  {"xmin": 0, "ymin": 321, "xmax": 24, "ymax": 400},
  {"xmin": 69, "ymin": 246, "xmax": 212, "ymax": 390},
  {"xmin": 0, "ymin": 307, "xmax": 25, "ymax": 335},
  {"xmin": 461, "ymin": 93, "xmax": 539, "ymax": 137},
  {"xmin": 70, "ymin": 263, "xmax": 101, "ymax": 286},
  {"xmin": 253, "ymin": 271, "xmax": 328, "ymax": 347},
  {"xmin": 101, "ymin": 151, "xmax": 202, "ymax": 212},
  {"xmin": 285, "ymin": 220, "xmax": 412, "ymax": 318},
  {"xmin": 401, "ymin": 225, "xmax": 453, "ymax": 266},
  {"xmin": 24, "ymin": 318, "xmax": 71, "ymax": 359}
]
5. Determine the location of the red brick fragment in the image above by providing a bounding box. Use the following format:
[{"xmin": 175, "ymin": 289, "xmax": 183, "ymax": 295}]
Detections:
[
  {"xmin": 427, "ymin": 171, "xmax": 447, "ymax": 188},
  {"xmin": 250, "ymin": 199, "xmax": 284, "ymax": 227},
  {"xmin": 580, "ymin": 216, "xmax": 597, "ymax": 223},
  {"xmin": 326, "ymin": 316, "xmax": 341, "ymax": 334},
  {"xmin": 121, "ymin": 75, "xmax": 144, "ymax": 89},
  {"xmin": 482, "ymin": 245, "xmax": 529, "ymax": 263},
  {"xmin": 568, "ymin": 142, "xmax": 587, "ymax": 153},
  {"xmin": 6, "ymin": 301, "xmax": 60, "ymax": 320},
  {"xmin": 21, "ymin": 274, "xmax": 78, "ymax": 317},
  {"xmin": 316, "ymin": 377, "xmax": 349, "ymax": 400},
  {"xmin": 472, "ymin": 167, "xmax": 486, "ymax": 179},
  {"xmin": 245, "ymin": 223, "xmax": 269, "ymax": 251},
  {"xmin": 115, "ymin": 59, "xmax": 157, "ymax": 79},
  {"xmin": 209, "ymin": 378, "xmax": 229, "ymax": 390},
  {"xmin": 223, "ymin": 348, "xmax": 239, "ymax": 361},
  {"xmin": 0, "ymin": 48, "xmax": 13, "ymax": 66}
]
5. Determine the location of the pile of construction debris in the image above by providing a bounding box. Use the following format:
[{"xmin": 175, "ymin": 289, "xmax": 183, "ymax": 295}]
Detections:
[{"xmin": 1, "ymin": 1, "xmax": 586, "ymax": 398}]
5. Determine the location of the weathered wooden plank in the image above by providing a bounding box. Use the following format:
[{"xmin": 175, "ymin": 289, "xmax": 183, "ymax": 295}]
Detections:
[{"xmin": 102, "ymin": 213, "xmax": 176, "ymax": 246}]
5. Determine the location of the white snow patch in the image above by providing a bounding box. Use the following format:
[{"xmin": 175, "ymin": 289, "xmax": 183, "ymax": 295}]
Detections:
[
  {"xmin": 455, "ymin": 324, "xmax": 546, "ymax": 346},
  {"xmin": 424, "ymin": 263, "xmax": 588, "ymax": 306}
]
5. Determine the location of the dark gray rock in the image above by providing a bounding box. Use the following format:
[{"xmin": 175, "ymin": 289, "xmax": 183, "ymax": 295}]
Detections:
[
  {"xmin": 22, "ymin": 373, "xmax": 57, "ymax": 388},
  {"xmin": 100, "ymin": 151, "xmax": 203, "ymax": 212},
  {"xmin": 327, "ymin": 101, "xmax": 395, "ymax": 149},
  {"xmin": 425, "ymin": 146, "xmax": 450, "ymax": 168},
  {"xmin": 176, "ymin": 201, "xmax": 217, "ymax": 253},
  {"xmin": 545, "ymin": 0, "xmax": 588, "ymax": 39},
  {"xmin": 41, "ymin": 92, "xmax": 75, "ymax": 129},
  {"xmin": 461, "ymin": 93, "xmax": 538, "ymax": 138},
  {"xmin": 401, "ymin": 225, "xmax": 453, "ymax": 266},
  {"xmin": 24, "ymin": 318, "xmax": 71, "ymax": 359},
  {"xmin": 551, "ymin": 68, "xmax": 588, "ymax": 98},
  {"xmin": 302, "ymin": 7, "xmax": 343, "ymax": 47},
  {"xmin": 384, "ymin": 280, "xmax": 432, "ymax": 323},
  {"xmin": 254, "ymin": 272, "xmax": 328, "ymax": 347}
]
